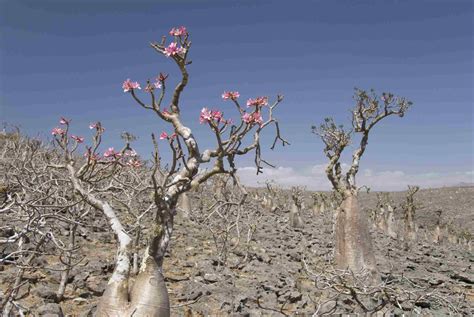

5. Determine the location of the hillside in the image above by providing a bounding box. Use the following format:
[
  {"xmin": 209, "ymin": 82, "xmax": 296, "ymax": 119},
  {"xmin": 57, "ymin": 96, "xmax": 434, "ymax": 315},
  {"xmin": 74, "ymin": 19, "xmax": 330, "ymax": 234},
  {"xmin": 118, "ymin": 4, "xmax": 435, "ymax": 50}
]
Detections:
[{"xmin": 1, "ymin": 183, "xmax": 472, "ymax": 316}]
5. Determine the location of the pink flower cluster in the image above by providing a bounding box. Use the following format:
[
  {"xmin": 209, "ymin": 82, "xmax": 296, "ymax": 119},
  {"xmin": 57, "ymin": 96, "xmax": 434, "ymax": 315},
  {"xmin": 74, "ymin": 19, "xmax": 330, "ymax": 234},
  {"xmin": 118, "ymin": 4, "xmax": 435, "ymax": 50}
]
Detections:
[
  {"xmin": 84, "ymin": 147, "xmax": 141, "ymax": 167},
  {"xmin": 51, "ymin": 127, "xmax": 65, "ymax": 136},
  {"xmin": 71, "ymin": 135, "xmax": 84, "ymax": 143},
  {"xmin": 164, "ymin": 42, "xmax": 186, "ymax": 57},
  {"xmin": 246, "ymin": 96, "xmax": 268, "ymax": 107},
  {"xmin": 145, "ymin": 79, "xmax": 162, "ymax": 92},
  {"xmin": 122, "ymin": 79, "xmax": 141, "ymax": 92},
  {"xmin": 199, "ymin": 107, "xmax": 225, "ymax": 124},
  {"xmin": 126, "ymin": 158, "xmax": 142, "ymax": 168},
  {"xmin": 103, "ymin": 147, "xmax": 121, "ymax": 159},
  {"xmin": 159, "ymin": 132, "xmax": 177, "ymax": 140},
  {"xmin": 242, "ymin": 112, "xmax": 263, "ymax": 126},
  {"xmin": 222, "ymin": 91, "xmax": 240, "ymax": 100},
  {"xmin": 123, "ymin": 149, "xmax": 138, "ymax": 157},
  {"xmin": 169, "ymin": 26, "xmax": 187, "ymax": 37}
]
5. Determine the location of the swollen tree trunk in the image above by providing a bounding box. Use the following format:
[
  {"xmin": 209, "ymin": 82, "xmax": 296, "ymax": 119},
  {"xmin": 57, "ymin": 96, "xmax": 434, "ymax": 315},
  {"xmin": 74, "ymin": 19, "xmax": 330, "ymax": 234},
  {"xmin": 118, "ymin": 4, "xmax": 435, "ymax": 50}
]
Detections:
[
  {"xmin": 385, "ymin": 205, "xmax": 397, "ymax": 239},
  {"xmin": 376, "ymin": 207, "xmax": 387, "ymax": 232},
  {"xmin": 432, "ymin": 224, "xmax": 441, "ymax": 244},
  {"xmin": 404, "ymin": 204, "xmax": 417, "ymax": 242},
  {"xmin": 94, "ymin": 203, "xmax": 134, "ymax": 316},
  {"xmin": 262, "ymin": 195, "xmax": 275, "ymax": 212},
  {"xmin": 320, "ymin": 200, "xmax": 326, "ymax": 213},
  {"xmin": 312, "ymin": 203, "xmax": 320, "ymax": 215},
  {"xmin": 289, "ymin": 201, "xmax": 303, "ymax": 228},
  {"xmin": 432, "ymin": 210, "xmax": 443, "ymax": 244},
  {"xmin": 95, "ymin": 206, "xmax": 173, "ymax": 317},
  {"xmin": 67, "ymin": 162, "xmax": 171, "ymax": 316},
  {"xmin": 127, "ymin": 257, "xmax": 170, "ymax": 316},
  {"xmin": 335, "ymin": 193, "xmax": 376, "ymax": 275}
]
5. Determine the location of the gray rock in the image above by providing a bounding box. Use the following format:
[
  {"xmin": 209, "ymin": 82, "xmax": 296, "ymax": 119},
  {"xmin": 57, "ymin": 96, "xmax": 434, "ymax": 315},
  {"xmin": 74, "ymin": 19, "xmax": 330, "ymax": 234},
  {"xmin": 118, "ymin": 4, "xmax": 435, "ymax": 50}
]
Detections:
[
  {"xmin": 85, "ymin": 275, "xmax": 106, "ymax": 295},
  {"xmin": 37, "ymin": 303, "xmax": 63, "ymax": 316},
  {"xmin": 33, "ymin": 285, "xmax": 56, "ymax": 302},
  {"xmin": 203, "ymin": 273, "xmax": 219, "ymax": 283}
]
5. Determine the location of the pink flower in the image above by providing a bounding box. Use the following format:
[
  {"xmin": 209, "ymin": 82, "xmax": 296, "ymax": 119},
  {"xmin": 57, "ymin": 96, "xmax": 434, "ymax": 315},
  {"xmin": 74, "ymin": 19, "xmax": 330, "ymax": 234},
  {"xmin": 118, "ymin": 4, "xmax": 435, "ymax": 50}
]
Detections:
[
  {"xmin": 246, "ymin": 96, "xmax": 268, "ymax": 107},
  {"xmin": 122, "ymin": 79, "xmax": 141, "ymax": 92},
  {"xmin": 242, "ymin": 113, "xmax": 252, "ymax": 124},
  {"xmin": 169, "ymin": 26, "xmax": 187, "ymax": 37},
  {"xmin": 242, "ymin": 112, "xmax": 264, "ymax": 126},
  {"xmin": 200, "ymin": 108, "xmax": 225, "ymax": 124},
  {"xmin": 253, "ymin": 112, "xmax": 263, "ymax": 126},
  {"xmin": 127, "ymin": 158, "xmax": 142, "ymax": 168},
  {"xmin": 59, "ymin": 117, "xmax": 70, "ymax": 125},
  {"xmin": 211, "ymin": 110, "xmax": 223, "ymax": 122},
  {"xmin": 124, "ymin": 149, "xmax": 138, "ymax": 157},
  {"xmin": 51, "ymin": 127, "xmax": 65, "ymax": 136},
  {"xmin": 222, "ymin": 91, "xmax": 240, "ymax": 100},
  {"xmin": 145, "ymin": 79, "xmax": 162, "ymax": 92},
  {"xmin": 199, "ymin": 107, "xmax": 213, "ymax": 124},
  {"xmin": 162, "ymin": 108, "xmax": 170, "ymax": 115},
  {"xmin": 164, "ymin": 42, "xmax": 186, "ymax": 57},
  {"xmin": 104, "ymin": 147, "xmax": 120, "ymax": 158},
  {"xmin": 71, "ymin": 135, "xmax": 84, "ymax": 143},
  {"xmin": 159, "ymin": 132, "xmax": 169, "ymax": 140},
  {"xmin": 89, "ymin": 122, "xmax": 105, "ymax": 132}
]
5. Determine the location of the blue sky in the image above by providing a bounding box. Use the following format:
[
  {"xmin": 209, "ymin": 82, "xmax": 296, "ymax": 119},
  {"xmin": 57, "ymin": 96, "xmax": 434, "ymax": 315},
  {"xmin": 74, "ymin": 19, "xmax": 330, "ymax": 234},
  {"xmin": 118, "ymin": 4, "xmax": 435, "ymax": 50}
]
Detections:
[{"xmin": 1, "ymin": 0, "xmax": 473, "ymax": 190}]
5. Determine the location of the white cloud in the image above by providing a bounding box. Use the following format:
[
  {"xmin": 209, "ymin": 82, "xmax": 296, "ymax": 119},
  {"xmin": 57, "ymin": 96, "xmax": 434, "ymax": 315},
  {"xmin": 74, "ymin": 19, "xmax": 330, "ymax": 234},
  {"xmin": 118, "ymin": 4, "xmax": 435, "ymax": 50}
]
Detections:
[{"xmin": 237, "ymin": 165, "xmax": 473, "ymax": 191}]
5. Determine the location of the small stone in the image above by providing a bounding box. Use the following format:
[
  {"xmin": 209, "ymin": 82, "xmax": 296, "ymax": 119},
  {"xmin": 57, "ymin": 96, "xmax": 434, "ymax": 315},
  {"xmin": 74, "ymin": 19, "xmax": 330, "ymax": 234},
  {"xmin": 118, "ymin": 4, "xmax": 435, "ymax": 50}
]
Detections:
[
  {"xmin": 203, "ymin": 273, "xmax": 219, "ymax": 283},
  {"xmin": 287, "ymin": 290, "xmax": 302, "ymax": 303}
]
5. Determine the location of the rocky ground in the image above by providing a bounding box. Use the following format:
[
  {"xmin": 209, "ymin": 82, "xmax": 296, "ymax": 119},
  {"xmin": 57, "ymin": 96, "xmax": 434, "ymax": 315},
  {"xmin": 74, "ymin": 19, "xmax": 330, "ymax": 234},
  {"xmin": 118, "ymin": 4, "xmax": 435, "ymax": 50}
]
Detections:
[{"xmin": 1, "ymin": 186, "xmax": 473, "ymax": 316}]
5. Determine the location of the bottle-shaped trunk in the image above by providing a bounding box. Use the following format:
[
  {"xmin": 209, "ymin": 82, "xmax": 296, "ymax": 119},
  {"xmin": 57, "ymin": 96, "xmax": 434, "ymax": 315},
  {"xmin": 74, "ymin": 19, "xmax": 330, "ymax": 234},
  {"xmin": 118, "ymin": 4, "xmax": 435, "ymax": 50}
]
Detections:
[
  {"xmin": 127, "ymin": 257, "xmax": 170, "ymax": 316},
  {"xmin": 289, "ymin": 201, "xmax": 303, "ymax": 228},
  {"xmin": 96, "ymin": 257, "xmax": 170, "ymax": 317},
  {"xmin": 432, "ymin": 225, "xmax": 442, "ymax": 244},
  {"xmin": 376, "ymin": 207, "xmax": 387, "ymax": 232},
  {"xmin": 263, "ymin": 196, "xmax": 276, "ymax": 212},
  {"xmin": 95, "ymin": 251, "xmax": 133, "ymax": 315},
  {"xmin": 334, "ymin": 193, "xmax": 377, "ymax": 276},
  {"xmin": 312, "ymin": 203, "xmax": 320, "ymax": 216},
  {"xmin": 96, "ymin": 207, "xmax": 173, "ymax": 317},
  {"xmin": 404, "ymin": 205, "xmax": 417, "ymax": 242},
  {"xmin": 385, "ymin": 206, "xmax": 397, "ymax": 239},
  {"xmin": 320, "ymin": 200, "xmax": 326, "ymax": 213}
]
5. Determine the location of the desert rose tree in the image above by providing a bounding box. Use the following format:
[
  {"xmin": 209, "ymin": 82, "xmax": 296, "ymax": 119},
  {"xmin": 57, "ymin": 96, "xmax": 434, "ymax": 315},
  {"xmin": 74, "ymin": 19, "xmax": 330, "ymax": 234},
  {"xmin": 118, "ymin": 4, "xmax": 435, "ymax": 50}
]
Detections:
[
  {"xmin": 313, "ymin": 89, "xmax": 412, "ymax": 277},
  {"xmin": 71, "ymin": 26, "xmax": 287, "ymax": 316}
]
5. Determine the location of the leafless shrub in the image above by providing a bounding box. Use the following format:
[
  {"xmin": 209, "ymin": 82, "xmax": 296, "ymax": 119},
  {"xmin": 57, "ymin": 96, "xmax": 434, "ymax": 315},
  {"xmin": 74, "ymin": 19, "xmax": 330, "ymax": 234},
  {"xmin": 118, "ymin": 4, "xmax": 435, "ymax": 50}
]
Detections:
[{"xmin": 302, "ymin": 256, "xmax": 465, "ymax": 315}]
